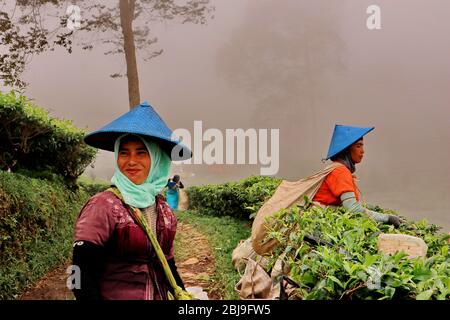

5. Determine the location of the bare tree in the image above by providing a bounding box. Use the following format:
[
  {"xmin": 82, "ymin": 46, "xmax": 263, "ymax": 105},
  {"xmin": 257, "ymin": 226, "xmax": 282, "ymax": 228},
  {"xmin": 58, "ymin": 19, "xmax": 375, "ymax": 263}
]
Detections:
[
  {"xmin": 119, "ymin": 0, "xmax": 140, "ymax": 107},
  {"xmin": 0, "ymin": 0, "xmax": 214, "ymax": 108}
]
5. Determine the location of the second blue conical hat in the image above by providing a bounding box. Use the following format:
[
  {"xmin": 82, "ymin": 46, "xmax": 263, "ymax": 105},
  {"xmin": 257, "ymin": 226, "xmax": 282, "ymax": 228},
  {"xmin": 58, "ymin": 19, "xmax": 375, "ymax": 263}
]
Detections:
[{"xmin": 325, "ymin": 124, "xmax": 374, "ymax": 160}]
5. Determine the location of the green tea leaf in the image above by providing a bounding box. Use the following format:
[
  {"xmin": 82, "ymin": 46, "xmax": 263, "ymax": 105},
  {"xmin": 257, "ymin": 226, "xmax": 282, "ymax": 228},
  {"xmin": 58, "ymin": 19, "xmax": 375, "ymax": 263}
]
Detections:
[{"xmin": 416, "ymin": 289, "xmax": 434, "ymax": 300}]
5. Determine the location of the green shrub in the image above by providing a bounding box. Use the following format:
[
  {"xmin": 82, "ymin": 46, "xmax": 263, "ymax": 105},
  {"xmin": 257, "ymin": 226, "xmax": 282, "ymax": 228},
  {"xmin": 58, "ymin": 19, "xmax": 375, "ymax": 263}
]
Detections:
[
  {"xmin": 0, "ymin": 90, "xmax": 97, "ymax": 183},
  {"xmin": 0, "ymin": 171, "xmax": 90, "ymax": 299},
  {"xmin": 186, "ymin": 175, "xmax": 281, "ymax": 219},
  {"xmin": 265, "ymin": 203, "xmax": 450, "ymax": 300},
  {"xmin": 77, "ymin": 175, "xmax": 110, "ymax": 197}
]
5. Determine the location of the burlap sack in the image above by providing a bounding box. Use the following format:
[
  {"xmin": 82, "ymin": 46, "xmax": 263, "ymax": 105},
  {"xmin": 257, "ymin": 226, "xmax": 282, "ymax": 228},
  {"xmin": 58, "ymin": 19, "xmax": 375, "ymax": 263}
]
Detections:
[
  {"xmin": 235, "ymin": 255, "xmax": 297, "ymax": 300},
  {"xmin": 235, "ymin": 258, "xmax": 278, "ymax": 300},
  {"xmin": 251, "ymin": 162, "xmax": 342, "ymax": 255},
  {"xmin": 232, "ymin": 237, "xmax": 268, "ymax": 272}
]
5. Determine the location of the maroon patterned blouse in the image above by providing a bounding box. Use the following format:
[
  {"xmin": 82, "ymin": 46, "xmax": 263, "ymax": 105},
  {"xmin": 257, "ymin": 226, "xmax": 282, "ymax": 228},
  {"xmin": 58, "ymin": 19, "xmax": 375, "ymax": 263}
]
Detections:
[{"xmin": 74, "ymin": 190, "xmax": 177, "ymax": 300}]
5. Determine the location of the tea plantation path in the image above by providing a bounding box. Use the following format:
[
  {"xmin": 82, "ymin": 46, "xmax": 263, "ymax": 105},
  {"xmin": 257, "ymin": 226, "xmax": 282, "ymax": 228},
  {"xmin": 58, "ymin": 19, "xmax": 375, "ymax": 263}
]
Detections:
[{"xmin": 19, "ymin": 221, "xmax": 221, "ymax": 300}]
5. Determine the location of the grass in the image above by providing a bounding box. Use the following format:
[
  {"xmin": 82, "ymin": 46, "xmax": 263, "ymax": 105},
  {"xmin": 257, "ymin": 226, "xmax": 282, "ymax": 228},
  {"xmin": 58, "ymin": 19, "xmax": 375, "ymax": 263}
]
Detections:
[
  {"xmin": 173, "ymin": 222, "xmax": 195, "ymax": 262},
  {"xmin": 176, "ymin": 210, "xmax": 251, "ymax": 300}
]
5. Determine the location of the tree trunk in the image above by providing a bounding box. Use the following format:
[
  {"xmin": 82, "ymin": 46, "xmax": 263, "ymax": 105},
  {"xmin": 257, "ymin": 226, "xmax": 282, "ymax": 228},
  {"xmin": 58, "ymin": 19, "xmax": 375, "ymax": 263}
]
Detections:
[{"xmin": 119, "ymin": 0, "xmax": 140, "ymax": 109}]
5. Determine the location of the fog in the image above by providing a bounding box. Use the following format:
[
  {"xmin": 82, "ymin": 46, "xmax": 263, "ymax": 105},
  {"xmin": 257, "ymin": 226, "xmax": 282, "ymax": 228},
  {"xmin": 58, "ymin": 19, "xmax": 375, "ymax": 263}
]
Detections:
[{"xmin": 18, "ymin": 0, "xmax": 450, "ymax": 230}]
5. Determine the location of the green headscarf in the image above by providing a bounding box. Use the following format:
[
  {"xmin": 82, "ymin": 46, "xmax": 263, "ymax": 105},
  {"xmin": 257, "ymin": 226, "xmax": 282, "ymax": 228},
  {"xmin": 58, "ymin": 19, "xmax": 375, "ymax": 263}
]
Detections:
[{"xmin": 111, "ymin": 134, "xmax": 171, "ymax": 208}]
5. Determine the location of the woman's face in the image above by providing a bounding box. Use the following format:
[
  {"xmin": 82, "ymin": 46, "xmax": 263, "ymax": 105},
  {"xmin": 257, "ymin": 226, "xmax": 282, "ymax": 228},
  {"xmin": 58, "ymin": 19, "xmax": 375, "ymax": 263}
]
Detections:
[
  {"xmin": 349, "ymin": 139, "xmax": 364, "ymax": 164},
  {"xmin": 117, "ymin": 140, "xmax": 151, "ymax": 185}
]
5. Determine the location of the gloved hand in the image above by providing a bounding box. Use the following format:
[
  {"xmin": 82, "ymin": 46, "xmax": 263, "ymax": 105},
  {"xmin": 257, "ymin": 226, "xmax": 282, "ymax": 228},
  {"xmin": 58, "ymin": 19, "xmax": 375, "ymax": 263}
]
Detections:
[{"xmin": 387, "ymin": 215, "xmax": 402, "ymax": 228}]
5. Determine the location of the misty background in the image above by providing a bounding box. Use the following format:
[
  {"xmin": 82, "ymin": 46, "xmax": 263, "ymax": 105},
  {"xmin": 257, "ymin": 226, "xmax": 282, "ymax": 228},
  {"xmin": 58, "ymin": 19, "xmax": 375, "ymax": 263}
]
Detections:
[{"xmin": 18, "ymin": 0, "xmax": 449, "ymax": 230}]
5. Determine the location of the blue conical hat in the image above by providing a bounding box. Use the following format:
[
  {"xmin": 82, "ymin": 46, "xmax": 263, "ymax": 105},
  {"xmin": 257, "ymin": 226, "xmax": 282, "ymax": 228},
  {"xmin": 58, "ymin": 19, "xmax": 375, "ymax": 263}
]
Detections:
[
  {"xmin": 325, "ymin": 124, "xmax": 374, "ymax": 160},
  {"xmin": 84, "ymin": 101, "xmax": 191, "ymax": 160}
]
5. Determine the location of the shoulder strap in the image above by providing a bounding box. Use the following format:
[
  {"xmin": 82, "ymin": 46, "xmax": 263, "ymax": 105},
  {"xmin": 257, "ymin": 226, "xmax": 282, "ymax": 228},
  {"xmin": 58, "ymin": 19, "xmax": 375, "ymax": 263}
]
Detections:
[{"xmin": 106, "ymin": 187, "xmax": 181, "ymax": 294}]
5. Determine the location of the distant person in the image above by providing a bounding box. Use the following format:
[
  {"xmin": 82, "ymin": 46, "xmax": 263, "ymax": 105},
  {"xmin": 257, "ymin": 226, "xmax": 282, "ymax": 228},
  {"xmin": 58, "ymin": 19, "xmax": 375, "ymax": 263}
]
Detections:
[
  {"xmin": 312, "ymin": 124, "xmax": 401, "ymax": 227},
  {"xmin": 166, "ymin": 175, "xmax": 184, "ymax": 210},
  {"xmin": 72, "ymin": 101, "xmax": 191, "ymax": 300}
]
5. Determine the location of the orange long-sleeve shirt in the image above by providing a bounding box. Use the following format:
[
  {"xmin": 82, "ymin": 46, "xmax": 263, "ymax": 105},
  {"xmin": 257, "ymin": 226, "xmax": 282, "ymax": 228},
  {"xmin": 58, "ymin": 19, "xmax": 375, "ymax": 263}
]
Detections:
[{"xmin": 312, "ymin": 164, "xmax": 359, "ymax": 206}]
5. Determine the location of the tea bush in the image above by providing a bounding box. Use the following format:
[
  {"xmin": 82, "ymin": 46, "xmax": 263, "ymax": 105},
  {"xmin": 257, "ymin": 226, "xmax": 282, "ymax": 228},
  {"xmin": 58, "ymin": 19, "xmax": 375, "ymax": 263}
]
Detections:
[
  {"xmin": 0, "ymin": 90, "xmax": 96, "ymax": 183},
  {"xmin": 0, "ymin": 171, "xmax": 90, "ymax": 299},
  {"xmin": 77, "ymin": 176, "xmax": 110, "ymax": 197},
  {"xmin": 186, "ymin": 175, "xmax": 281, "ymax": 219},
  {"xmin": 265, "ymin": 202, "xmax": 450, "ymax": 300}
]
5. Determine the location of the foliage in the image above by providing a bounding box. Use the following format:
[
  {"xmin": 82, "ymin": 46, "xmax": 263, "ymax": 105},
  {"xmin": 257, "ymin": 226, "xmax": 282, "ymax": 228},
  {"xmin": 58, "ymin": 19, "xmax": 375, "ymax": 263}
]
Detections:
[
  {"xmin": 77, "ymin": 175, "xmax": 110, "ymax": 197},
  {"xmin": 0, "ymin": 90, "xmax": 97, "ymax": 183},
  {"xmin": 0, "ymin": 171, "xmax": 91, "ymax": 299},
  {"xmin": 186, "ymin": 175, "xmax": 281, "ymax": 219},
  {"xmin": 0, "ymin": 0, "xmax": 214, "ymax": 89},
  {"xmin": 176, "ymin": 210, "xmax": 251, "ymax": 299},
  {"xmin": 265, "ymin": 203, "xmax": 450, "ymax": 300},
  {"xmin": 0, "ymin": 8, "xmax": 49, "ymax": 88}
]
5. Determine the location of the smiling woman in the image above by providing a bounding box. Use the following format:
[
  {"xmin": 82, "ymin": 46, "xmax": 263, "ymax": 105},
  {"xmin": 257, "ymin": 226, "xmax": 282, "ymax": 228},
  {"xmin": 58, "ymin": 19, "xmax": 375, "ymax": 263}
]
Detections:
[{"xmin": 71, "ymin": 101, "xmax": 193, "ymax": 300}]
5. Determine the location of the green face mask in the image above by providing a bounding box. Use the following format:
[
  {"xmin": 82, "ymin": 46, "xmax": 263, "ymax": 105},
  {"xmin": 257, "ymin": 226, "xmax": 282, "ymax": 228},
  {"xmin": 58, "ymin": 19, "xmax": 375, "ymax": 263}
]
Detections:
[{"xmin": 111, "ymin": 134, "xmax": 171, "ymax": 208}]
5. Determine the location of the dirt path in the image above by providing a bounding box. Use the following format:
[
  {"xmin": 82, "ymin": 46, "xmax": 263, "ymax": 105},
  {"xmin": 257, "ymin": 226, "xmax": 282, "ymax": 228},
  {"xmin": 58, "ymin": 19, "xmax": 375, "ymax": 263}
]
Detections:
[
  {"xmin": 19, "ymin": 221, "xmax": 219, "ymax": 300},
  {"xmin": 175, "ymin": 221, "xmax": 220, "ymax": 299},
  {"xmin": 19, "ymin": 259, "xmax": 74, "ymax": 300}
]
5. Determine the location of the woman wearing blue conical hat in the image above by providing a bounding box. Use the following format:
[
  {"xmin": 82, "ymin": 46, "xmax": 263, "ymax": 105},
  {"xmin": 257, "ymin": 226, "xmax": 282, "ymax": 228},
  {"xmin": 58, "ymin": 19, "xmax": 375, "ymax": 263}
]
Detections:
[
  {"xmin": 72, "ymin": 101, "xmax": 191, "ymax": 300},
  {"xmin": 312, "ymin": 124, "xmax": 401, "ymax": 227},
  {"xmin": 252, "ymin": 124, "xmax": 404, "ymax": 255},
  {"xmin": 166, "ymin": 175, "xmax": 184, "ymax": 210}
]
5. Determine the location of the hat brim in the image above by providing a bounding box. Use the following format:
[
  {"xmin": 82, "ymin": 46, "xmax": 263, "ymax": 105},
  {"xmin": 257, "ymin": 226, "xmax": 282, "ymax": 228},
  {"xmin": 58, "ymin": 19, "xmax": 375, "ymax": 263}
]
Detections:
[
  {"xmin": 84, "ymin": 131, "xmax": 192, "ymax": 161},
  {"xmin": 326, "ymin": 127, "xmax": 374, "ymax": 160}
]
